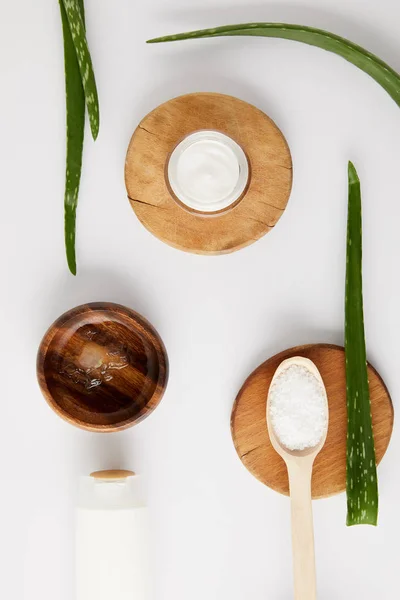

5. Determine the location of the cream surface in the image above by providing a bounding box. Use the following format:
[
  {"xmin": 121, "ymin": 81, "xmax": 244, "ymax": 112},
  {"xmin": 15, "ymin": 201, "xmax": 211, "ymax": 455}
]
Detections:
[{"xmin": 167, "ymin": 130, "xmax": 249, "ymax": 212}]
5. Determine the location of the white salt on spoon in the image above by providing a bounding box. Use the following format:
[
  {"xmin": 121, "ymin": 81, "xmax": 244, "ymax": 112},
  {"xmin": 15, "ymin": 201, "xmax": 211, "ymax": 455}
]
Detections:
[
  {"xmin": 269, "ymin": 362, "xmax": 328, "ymax": 452},
  {"xmin": 267, "ymin": 356, "xmax": 329, "ymax": 600}
]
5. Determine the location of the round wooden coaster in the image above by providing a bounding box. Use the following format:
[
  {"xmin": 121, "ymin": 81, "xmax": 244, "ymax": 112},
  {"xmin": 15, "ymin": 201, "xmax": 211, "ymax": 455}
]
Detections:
[
  {"xmin": 231, "ymin": 344, "xmax": 394, "ymax": 499},
  {"xmin": 125, "ymin": 93, "xmax": 292, "ymax": 254}
]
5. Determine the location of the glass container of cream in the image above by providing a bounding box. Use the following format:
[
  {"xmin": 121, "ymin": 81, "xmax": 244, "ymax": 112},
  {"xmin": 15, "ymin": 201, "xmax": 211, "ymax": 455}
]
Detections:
[{"xmin": 167, "ymin": 130, "xmax": 249, "ymax": 214}]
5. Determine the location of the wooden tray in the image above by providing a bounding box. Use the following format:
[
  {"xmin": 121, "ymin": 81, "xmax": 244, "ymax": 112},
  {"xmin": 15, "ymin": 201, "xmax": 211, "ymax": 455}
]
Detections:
[
  {"xmin": 231, "ymin": 344, "xmax": 394, "ymax": 498},
  {"xmin": 125, "ymin": 92, "xmax": 292, "ymax": 255}
]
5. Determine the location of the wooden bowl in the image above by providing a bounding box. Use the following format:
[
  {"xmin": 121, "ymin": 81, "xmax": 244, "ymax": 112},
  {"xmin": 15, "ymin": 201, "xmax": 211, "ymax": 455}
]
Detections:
[{"xmin": 37, "ymin": 303, "xmax": 168, "ymax": 432}]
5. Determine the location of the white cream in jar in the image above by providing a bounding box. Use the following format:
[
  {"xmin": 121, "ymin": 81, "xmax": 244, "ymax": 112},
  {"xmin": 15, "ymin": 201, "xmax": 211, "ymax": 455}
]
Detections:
[{"xmin": 167, "ymin": 130, "xmax": 249, "ymax": 213}]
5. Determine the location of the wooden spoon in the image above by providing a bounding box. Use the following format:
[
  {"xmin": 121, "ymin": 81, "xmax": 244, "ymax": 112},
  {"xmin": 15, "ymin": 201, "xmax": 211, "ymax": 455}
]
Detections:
[{"xmin": 266, "ymin": 356, "xmax": 329, "ymax": 600}]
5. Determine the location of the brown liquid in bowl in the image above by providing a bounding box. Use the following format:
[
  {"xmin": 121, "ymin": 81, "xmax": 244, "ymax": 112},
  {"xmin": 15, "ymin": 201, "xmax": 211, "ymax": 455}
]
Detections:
[{"xmin": 37, "ymin": 303, "xmax": 168, "ymax": 431}]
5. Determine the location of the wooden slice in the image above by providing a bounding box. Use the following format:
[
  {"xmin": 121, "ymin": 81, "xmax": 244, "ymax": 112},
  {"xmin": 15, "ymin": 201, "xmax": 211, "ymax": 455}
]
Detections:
[
  {"xmin": 231, "ymin": 344, "xmax": 393, "ymax": 498},
  {"xmin": 125, "ymin": 93, "xmax": 292, "ymax": 255}
]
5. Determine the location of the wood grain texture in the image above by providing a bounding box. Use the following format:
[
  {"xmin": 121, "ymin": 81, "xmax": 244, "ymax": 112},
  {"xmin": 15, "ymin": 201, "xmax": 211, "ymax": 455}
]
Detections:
[
  {"xmin": 231, "ymin": 344, "xmax": 393, "ymax": 498},
  {"xmin": 125, "ymin": 92, "xmax": 292, "ymax": 254},
  {"xmin": 287, "ymin": 458, "xmax": 317, "ymax": 600},
  {"xmin": 37, "ymin": 303, "xmax": 168, "ymax": 432},
  {"xmin": 266, "ymin": 357, "xmax": 329, "ymax": 599},
  {"xmin": 90, "ymin": 470, "xmax": 135, "ymax": 480}
]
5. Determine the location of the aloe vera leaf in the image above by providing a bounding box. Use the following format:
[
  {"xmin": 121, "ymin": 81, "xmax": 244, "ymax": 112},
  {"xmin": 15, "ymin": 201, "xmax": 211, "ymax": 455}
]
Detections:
[
  {"xmin": 61, "ymin": 0, "xmax": 99, "ymax": 139},
  {"xmin": 147, "ymin": 23, "xmax": 400, "ymax": 107},
  {"xmin": 345, "ymin": 162, "xmax": 378, "ymax": 526},
  {"xmin": 59, "ymin": 0, "xmax": 86, "ymax": 275}
]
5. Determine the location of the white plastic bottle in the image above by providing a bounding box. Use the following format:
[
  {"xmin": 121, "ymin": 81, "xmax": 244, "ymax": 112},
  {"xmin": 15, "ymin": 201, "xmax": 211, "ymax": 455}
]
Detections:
[{"xmin": 76, "ymin": 470, "xmax": 150, "ymax": 600}]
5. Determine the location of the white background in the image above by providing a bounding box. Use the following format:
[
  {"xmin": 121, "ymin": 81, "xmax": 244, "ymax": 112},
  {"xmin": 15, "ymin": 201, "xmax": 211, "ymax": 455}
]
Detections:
[{"xmin": 1, "ymin": 0, "xmax": 400, "ymax": 598}]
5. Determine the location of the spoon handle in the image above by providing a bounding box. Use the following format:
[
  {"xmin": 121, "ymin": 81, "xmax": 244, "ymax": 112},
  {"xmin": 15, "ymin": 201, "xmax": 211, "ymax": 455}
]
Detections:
[{"xmin": 287, "ymin": 460, "xmax": 317, "ymax": 600}]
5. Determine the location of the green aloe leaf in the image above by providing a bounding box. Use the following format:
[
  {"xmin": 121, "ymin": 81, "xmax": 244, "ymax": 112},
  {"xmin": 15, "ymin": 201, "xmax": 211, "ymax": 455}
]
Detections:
[
  {"xmin": 61, "ymin": 0, "xmax": 99, "ymax": 139},
  {"xmin": 345, "ymin": 162, "xmax": 378, "ymax": 526},
  {"xmin": 148, "ymin": 23, "xmax": 400, "ymax": 108},
  {"xmin": 59, "ymin": 0, "xmax": 86, "ymax": 275}
]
